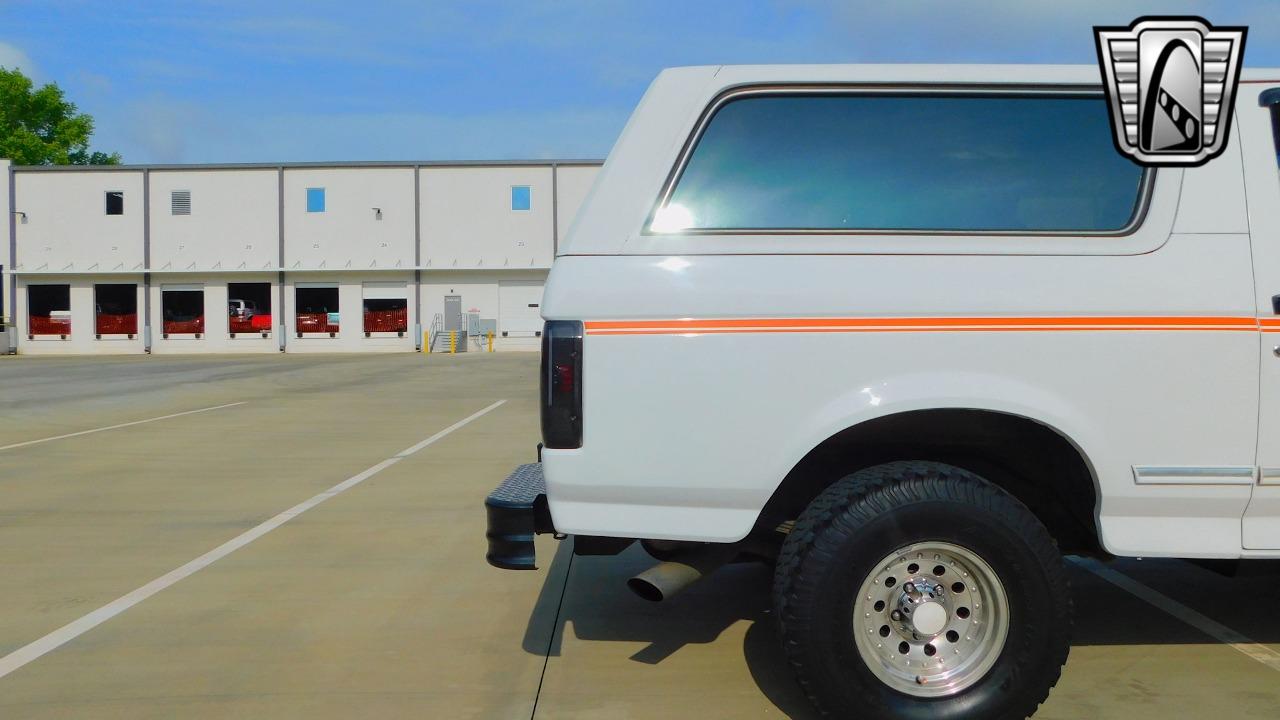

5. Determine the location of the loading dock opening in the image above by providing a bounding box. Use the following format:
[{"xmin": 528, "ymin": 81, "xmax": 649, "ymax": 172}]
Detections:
[
  {"xmin": 161, "ymin": 286, "xmax": 205, "ymax": 338},
  {"xmin": 28, "ymin": 284, "xmax": 71, "ymax": 339},
  {"xmin": 296, "ymin": 286, "xmax": 339, "ymax": 337},
  {"xmin": 94, "ymin": 284, "xmax": 137, "ymax": 338},
  {"xmin": 363, "ymin": 299, "xmax": 408, "ymax": 336},
  {"xmin": 228, "ymin": 282, "xmax": 272, "ymax": 338},
  {"xmin": 363, "ymin": 282, "xmax": 408, "ymax": 337}
]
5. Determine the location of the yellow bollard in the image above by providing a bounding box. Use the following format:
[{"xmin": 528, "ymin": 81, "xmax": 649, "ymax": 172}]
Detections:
[
  {"xmin": 423, "ymin": 331, "xmax": 430, "ymax": 355},
  {"xmin": 487, "ymin": 331, "xmax": 494, "ymax": 352},
  {"xmin": 449, "ymin": 330, "xmax": 456, "ymax": 354}
]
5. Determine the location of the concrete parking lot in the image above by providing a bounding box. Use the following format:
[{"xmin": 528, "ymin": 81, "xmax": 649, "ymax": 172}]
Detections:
[{"xmin": 1, "ymin": 353, "xmax": 1279, "ymax": 719}]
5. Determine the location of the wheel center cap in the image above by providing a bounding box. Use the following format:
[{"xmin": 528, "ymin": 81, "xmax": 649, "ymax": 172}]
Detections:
[{"xmin": 912, "ymin": 601, "xmax": 948, "ymax": 636}]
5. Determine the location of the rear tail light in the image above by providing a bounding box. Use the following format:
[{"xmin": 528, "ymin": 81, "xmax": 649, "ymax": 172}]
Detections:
[{"xmin": 541, "ymin": 320, "xmax": 583, "ymax": 449}]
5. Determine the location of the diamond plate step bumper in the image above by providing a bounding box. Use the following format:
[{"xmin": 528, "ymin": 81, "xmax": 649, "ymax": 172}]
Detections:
[{"xmin": 485, "ymin": 463, "xmax": 555, "ymax": 570}]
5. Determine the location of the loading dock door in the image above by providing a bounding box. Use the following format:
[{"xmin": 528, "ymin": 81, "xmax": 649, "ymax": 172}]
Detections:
[
  {"xmin": 95, "ymin": 284, "xmax": 138, "ymax": 337},
  {"xmin": 161, "ymin": 284, "xmax": 205, "ymax": 337},
  {"xmin": 228, "ymin": 282, "xmax": 272, "ymax": 336},
  {"xmin": 499, "ymin": 281, "xmax": 543, "ymax": 337},
  {"xmin": 28, "ymin": 284, "xmax": 72, "ymax": 338},
  {"xmin": 363, "ymin": 282, "xmax": 408, "ymax": 336},
  {"xmin": 444, "ymin": 295, "xmax": 466, "ymax": 352},
  {"xmin": 296, "ymin": 283, "xmax": 340, "ymax": 336}
]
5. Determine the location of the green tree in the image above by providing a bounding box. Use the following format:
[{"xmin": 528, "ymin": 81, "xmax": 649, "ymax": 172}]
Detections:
[{"xmin": 0, "ymin": 67, "xmax": 120, "ymax": 165}]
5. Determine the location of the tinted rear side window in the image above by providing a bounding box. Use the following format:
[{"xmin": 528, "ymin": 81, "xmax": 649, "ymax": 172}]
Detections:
[{"xmin": 653, "ymin": 93, "xmax": 1146, "ymax": 233}]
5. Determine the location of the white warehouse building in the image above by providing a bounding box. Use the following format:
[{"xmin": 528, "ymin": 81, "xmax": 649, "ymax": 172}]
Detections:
[{"xmin": 0, "ymin": 158, "xmax": 601, "ymax": 354}]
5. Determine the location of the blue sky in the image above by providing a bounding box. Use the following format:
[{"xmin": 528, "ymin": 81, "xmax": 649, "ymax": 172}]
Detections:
[{"xmin": 1, "ymin": 0, "xmax": 1277, "ymax": 164}]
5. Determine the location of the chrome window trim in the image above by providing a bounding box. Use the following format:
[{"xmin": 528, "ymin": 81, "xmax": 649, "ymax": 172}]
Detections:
[{"xmin": 643, "ymin": 83, "xmax": 1156, "ymax": 238}]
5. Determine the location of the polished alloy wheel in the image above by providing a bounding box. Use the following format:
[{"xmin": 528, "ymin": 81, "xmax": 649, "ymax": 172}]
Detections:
[{"xmin": 852, "ymin": 541, "xmax": 1010, "ymax": 698}]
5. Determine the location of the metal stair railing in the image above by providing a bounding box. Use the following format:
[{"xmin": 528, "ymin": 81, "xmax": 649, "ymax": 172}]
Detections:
[{"xmin": 427, "ymin": 313, "xmax": 443, "ymax": 353}]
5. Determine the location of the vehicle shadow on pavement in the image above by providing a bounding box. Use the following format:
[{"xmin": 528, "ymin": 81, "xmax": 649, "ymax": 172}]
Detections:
[
  {"xmin": 1068, "ymin": 557, "xmax": 1280, "ymax": 646},
  {"xmin": 522, "ymin": 538, "xmax": 821, "ymax": 718},
  {"xmin": 522, "ymin": 545, "xmax": 1280, "ymax": 719}
]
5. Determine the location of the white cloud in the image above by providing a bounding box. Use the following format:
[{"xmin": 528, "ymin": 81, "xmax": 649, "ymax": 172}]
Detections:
[
  {"xmin": 210, "ymin": 106, "xmax": 628, "ymax": 163},
  {"xmin": 798, "ymin": 0, "xmax": 1280, "ymax": 64},
  {"xmin": 0, "ymin": 40, "xmax": 36, "ymax": 76},
  {"xmin": 92, "ymin": 98, "xmax": 212, "ymax": 164},
  {"xmin": 93, "ymin": 98, "xmax": 628, "ymax": 164}
]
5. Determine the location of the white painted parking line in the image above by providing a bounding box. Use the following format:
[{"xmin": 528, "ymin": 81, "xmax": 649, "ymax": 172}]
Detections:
[
  {"xmin": 0, "ymin": 399, "xmax": 507, "ymax": 681},
  {"xmin": 0, "ymin": 402, "xmax": 249, "ymax": 452},
  {"xmin": 1071, "ymin": 556, "xmax": 1280, "ymax": 673}
]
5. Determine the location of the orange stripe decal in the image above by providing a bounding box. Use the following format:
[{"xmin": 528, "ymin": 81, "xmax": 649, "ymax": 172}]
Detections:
[{"xmin": 584, "ymin": 316, "xmax": 1268, "ymax": 336}]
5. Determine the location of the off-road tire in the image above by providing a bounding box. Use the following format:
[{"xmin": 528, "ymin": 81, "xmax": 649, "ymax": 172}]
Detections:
[{"xmin": 773, "ymin": 461, "xmax": 1071, "ymax": 720}]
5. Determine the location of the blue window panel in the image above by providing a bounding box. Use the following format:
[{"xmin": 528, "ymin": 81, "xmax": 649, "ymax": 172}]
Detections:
[
  {"xmin": 511, "ymin": 185, "xmax": 531, "ymax": 211},
  {"xmin": 661, "ymin": 94, "xmax": 1145, "ymax": 232},
  {"xmin": 306, "ymin": 187, "xmax": 326, "ymax": 213}
]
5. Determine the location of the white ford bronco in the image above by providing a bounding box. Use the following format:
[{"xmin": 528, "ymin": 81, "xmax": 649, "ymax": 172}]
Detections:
[{"xmin": 486, "ymin": 64, "xmax": 1280, "ymax": 719}]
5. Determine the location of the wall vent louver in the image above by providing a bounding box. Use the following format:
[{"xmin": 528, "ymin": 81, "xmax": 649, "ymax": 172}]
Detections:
[{"xmin": 171, "ymin": 190, "xmax": 192, "ymax": 215}]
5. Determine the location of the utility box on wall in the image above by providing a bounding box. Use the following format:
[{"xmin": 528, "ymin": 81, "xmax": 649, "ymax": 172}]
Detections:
[{"xmin": 475, "ymin": 317, "xmax": 497, "ymax": 336}]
